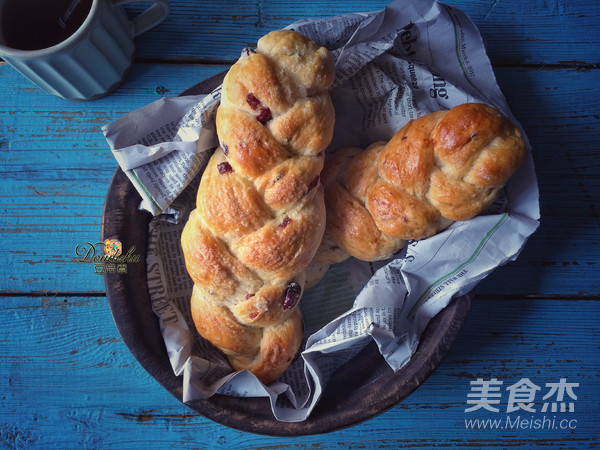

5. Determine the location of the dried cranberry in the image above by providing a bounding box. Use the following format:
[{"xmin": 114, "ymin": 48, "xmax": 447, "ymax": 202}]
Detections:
[
  {"xmin": 246, "ymin": 93, "xmax": 260, "ymax": 110},
  {"xmin": 278, "ymin": 217, "xmax": 292, "ymax": 228},
  {"xmin": 303, "ymin": 176, "xmax": 320, "ymax": 195},
  {"xmin": 282, "ymin": 282, "xmax": 301, "ymax": 310},
  {"xmin": 246, "ymin": 293, "xmax": 255, "ymax": 300},
  {"xmin": 256, "ymin": 107, "xmax": 272, "ymax": 124},
  {"xmin": 217, "ymin": 161, "xmax": 233, "ymax": 174},
  {"xmin": 249, "ymin": 312, "xmax": 258, "ymax": 319},
  {"xmin": 222, "ymin": 143, "xmax": 229, "ymax": 156}
]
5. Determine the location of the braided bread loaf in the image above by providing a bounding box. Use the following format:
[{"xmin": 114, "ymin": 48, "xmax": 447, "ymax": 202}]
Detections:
[
  {"xmin": 312, "ymin": 103, "xmax": 525, "ymax": 268},
  {"xmin": 181, "ymin": 30, "xmax": 335, "ymax": 383}
]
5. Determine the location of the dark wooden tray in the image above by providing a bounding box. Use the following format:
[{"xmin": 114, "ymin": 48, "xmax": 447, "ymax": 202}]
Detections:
[{"xmin": 101, "ymin": 72, "xmax": 472, "ymax": 436}]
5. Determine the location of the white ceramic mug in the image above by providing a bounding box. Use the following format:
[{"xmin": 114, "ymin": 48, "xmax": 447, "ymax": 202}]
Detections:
[{"xmin": 0, "ymin": 0, "xmax": 169, "ymax": 100}]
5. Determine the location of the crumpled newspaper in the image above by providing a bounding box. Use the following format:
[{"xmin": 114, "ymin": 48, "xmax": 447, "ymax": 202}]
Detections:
[{"xmin": 102, "ymin": 0, "xmax": 540, "ymax": 422}]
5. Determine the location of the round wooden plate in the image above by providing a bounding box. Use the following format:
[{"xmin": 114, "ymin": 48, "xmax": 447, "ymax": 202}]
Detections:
[{"xmin": 101, "ymin": 72, "xmax": 472, "ymax": 436}]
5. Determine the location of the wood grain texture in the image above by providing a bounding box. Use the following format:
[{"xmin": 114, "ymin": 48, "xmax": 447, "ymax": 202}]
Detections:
[
  {"xmin": 0, "ymin": 296, "xmax": 597, "ymax": 447},
  {"xmin": 125, "ymin": 0, "xmax": 600, "ymax": 66},
  {"xmin": 0, "ymin": 63, "xmax": 227, "ymax": 294},
  {"xmin": 0, "ymin": 0, "xmax": 598, "ymax": 446}
]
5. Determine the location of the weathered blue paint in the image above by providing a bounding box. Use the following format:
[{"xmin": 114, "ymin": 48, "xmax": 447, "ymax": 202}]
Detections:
[{"xmin": 0, "ymin": 0, "xmax": 598, "ymax": 447}]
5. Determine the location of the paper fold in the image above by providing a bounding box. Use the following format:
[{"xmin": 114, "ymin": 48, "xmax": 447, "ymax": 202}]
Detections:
[{"xmin": 103, "ymin": 0, "xmax": 540, "ymax": 422}]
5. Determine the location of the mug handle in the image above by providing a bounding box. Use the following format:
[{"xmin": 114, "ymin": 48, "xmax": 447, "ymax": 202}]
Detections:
[{"xmin": 113, "ymin": 0, "xmax": 169, "ymax": 37}]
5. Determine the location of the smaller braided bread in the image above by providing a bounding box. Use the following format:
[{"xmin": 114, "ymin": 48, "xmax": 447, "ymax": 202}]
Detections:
[
  {"xmin": 181, "ymin": 30, "xmax": 335, "ymax": 383},
  {"xmin": 312, "ymin": 103, "xmax": 526, "ymax": 268}
]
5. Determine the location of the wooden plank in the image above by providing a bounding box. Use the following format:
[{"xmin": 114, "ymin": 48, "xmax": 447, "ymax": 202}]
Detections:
[
  {"xmin": 0, "ymin": 63, "xmax": 227, "ymax": 294},
  {"xmin": 127, "ymin": 0, "xmax": 600, "ymax": 65},
  {"xmin": 479, "ymin": 66, "xmax": 600, "ymax": 296},
  {"xmin": 1, "ymin": 62, "xmax": 598, "ymax": 295},
  {"xmin": 0, "ymin": 295, "xmax": 597, "ymax": 447},
  {"xmin": 0, "ymin": 1, "xmax": 597, "ymax": 448}
]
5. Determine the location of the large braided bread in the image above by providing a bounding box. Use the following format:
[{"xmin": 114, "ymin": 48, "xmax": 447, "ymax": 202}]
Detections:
[
  {"xmin": 311, "ymin": 103, "xmax": 526, "ymax": 270},
  {"xmin": 181, "ymin": 30, "xmax": 335, "ymax": 383}
]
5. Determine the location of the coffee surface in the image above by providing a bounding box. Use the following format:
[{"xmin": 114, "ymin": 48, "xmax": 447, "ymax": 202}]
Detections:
[{"xmin": 1, "ymin": 0, "xmax": 92, "ymax": 50}]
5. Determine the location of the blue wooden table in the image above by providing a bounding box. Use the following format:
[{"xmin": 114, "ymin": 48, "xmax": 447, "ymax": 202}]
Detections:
[{"xmin": 1, "ymin": 0, "xmax": 598, "ymax": 448}]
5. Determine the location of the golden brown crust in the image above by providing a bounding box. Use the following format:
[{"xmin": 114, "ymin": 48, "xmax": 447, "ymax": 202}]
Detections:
[
  {"xmin": 181, "ymin": 30, "xmax": 335, "ymax": 383},
  {"xmin": 190, "ymin": 284, "xmax": 303, "ymax": 385},
  {"xmin": 314, "ymin": 103, "xmax": 525, "ymax": 266}
]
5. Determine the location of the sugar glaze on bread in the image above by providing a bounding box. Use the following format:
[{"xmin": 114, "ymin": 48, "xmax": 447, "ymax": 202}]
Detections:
[
  {"xmin": 181, "ymin": 30, "xmax": 335, "ymax": 383},
  {"xmin": 311, "ymin": 103, "xmax": 526, "ymax": 270}
]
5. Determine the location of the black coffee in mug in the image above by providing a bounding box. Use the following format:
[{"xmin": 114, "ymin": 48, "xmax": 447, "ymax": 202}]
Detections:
[
  {"xmin": 0, "ymin": 0, "xmax": 167, "ymax": 100},
  {"xmin": 0, "ymin": 0, "xmax": 93, "ymax": 51}
]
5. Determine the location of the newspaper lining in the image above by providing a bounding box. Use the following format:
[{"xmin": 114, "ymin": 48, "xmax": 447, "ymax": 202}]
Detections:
[{"xmin": 102, "ymin": 0, "xmax": 540, "ymax": 422}]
